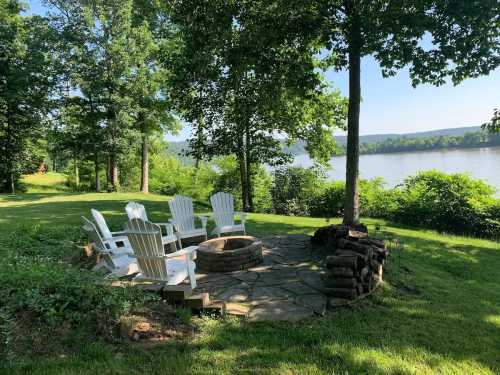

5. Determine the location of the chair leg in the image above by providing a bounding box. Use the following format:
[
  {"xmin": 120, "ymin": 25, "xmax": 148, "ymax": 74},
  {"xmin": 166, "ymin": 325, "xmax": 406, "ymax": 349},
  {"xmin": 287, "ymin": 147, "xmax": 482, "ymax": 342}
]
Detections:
[
  {"xmin": 177, "ymin": 237, "xmax": 182, "ymax": 250},
  {"xmin": 188, "ymin": 263, "xmax": 196, "ymax": 289}
]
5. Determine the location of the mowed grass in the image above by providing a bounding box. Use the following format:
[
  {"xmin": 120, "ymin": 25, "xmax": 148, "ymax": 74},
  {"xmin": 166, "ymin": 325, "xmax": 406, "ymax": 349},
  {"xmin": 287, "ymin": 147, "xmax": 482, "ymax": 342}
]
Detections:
[{"xmin": 1, "ymin": 174, "xmax": 499, "ymax": 374}]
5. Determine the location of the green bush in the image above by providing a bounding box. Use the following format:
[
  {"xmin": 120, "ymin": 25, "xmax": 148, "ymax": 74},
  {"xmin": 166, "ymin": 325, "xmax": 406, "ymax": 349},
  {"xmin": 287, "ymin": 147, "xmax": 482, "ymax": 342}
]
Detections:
[
  {"xmin": 212, "ymin": 156, "xmax": 273, "ymax": 213},
  {"xmin": 310, "ymin": 177, "xmax": 398, "ymax": 219},
  {"xmin": 271, "ymin": 166, "xmax": 326, "ymax": 216},
  {"xmin": 393, "ymin": 170, "xmax": 500, "ymax": 239},
  {"xmin": 149, "ymin": 153, "xmax": 215, "ymax": 201},
  {"xmin": 0, "ymin": 225, "xmax": 155, "ymax": 357}
]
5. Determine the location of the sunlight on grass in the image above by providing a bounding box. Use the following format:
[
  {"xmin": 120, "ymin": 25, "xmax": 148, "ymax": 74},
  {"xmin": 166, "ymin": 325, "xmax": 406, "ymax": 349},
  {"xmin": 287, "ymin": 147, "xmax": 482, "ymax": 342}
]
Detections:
[{"xmin": 1, "ymin": 190, "xmax": 500, "ymax": 374}]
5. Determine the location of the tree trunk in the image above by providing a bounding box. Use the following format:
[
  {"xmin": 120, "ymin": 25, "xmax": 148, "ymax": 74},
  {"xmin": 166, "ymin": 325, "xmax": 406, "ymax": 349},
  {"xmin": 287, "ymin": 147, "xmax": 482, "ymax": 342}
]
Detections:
[
  {"xmin": 109, "ymin": 154, "xmax": 119, "ymax": 192},
  {"xmin": 194, "ymin": 115, "xmax": 204, "ymax": 169},
  {"xmin": 94, "ymin": 154, "xmax": 100, "ymax": 192},
  {"xmin": 74, "ymin": 157, "xmax": 80, "ymax": 189},
  {"xmin": 245, "ymin": 124, "xmax": 254, "ymax": 212},
  {"xmin": 106, "ymin": 156, "xmax": 110, "ymax": 191},
  {"xmin": 140, "ymin": 133, "xmax": 149, "ymax": 193},
  {"xmin": 343, "ymin": 0, "xmax": 362, "ymax": 225},
  {"xmin": 238, "ymin": 150, "xmax": 250, "ymax": 211},
  {"xmin": 9, "ymin": 171, "xmax": 15, "ymax": 195}
]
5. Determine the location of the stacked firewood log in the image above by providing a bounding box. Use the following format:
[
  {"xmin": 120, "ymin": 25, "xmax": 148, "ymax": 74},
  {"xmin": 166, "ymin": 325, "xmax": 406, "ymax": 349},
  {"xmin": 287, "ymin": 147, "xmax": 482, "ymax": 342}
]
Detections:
[{"xmin": 312, "ymin": 224, "xmax": 389, "ymax": 299}]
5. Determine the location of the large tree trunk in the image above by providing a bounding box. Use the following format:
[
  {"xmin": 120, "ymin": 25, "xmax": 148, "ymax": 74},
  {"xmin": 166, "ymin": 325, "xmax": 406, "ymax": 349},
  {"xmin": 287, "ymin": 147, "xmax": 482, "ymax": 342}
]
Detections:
[
  {"xmin": 245, "ymin": 124, "xmax": 254, "ymax": 212},
  {"xmin": 238, "ymin": 151, "xmax": 250, "ymax": 211},
  {"xmin": 109, "ymin": 154, "xmax": 119, "ymax": 192},
  {"xmin": 74, "ymin": 157, "xmax": 80, "ymax": 189},
  {"xmin": 140, "ymin": 133, "xmax": 149, "ymax": 193},
  {"xmin": 194, "ymin": 116, "xmax": 204, "ymax": 169},
  {"xmin": 343, "ymin": 0, "xmax": 362, "ymax": 225},
  {"xmin": 9, "ymin": 171, "xmax": 15, "ymax": 195},
  {"xmin": 94, "ymin": 154, "xmax": 100, "ymax": 192},
  {"xmin": 106, "ymin": 156, "xmax": 110, "ymax": 191}
]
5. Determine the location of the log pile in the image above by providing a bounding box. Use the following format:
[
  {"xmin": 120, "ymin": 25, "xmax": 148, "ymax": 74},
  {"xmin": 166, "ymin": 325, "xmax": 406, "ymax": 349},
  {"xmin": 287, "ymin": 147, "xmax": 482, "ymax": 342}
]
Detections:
[{"xmin": 312, "ymin": 224, "xmax": 388, "ymax": 299}]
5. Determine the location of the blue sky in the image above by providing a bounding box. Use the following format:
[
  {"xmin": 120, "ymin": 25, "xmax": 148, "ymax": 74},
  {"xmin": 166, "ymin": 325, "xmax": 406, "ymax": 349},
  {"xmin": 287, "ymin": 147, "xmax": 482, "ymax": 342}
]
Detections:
[{"xmin": 27, "ymin": 0, "xmax": 499, "ymax": 141}]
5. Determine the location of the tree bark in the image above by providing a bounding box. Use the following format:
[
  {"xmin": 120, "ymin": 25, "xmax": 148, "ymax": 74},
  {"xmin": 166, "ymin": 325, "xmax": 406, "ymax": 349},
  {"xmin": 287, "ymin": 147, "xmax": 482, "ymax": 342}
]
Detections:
[
  {"xmin": 194, "ymin": 115, "xmax": 204, "ymax": 169},
  {"xmin": 140, "ymin": 133, "xmax": 149, "ymax": 193},
  {"xmin": 343, "ymin": 0, "xmax": 362, "ymax": 225},
  {"xmin": 9, "ymin": 171, "xmax": 15, "ymax": 195},
  {"xmin": 106, "ymin": 156, "xmax": 110, "ymax": 191},
  {"xmin": 109, "ymin": 154, "xmax": 119, "ymax": 192},
  {"xmin": 74, "ymin": 157, "xmax": 80, "ymax": 189},
  {"xmin": 238, "ymin": 150, "xmax": 250, "ymax": 211},
  {"xmin": 94, "ymin": 153, "xmax": 100, "ymax": 192},
  {"xmin": 245, "ymin": 123, "xmax": 254, "ymax": 212}
]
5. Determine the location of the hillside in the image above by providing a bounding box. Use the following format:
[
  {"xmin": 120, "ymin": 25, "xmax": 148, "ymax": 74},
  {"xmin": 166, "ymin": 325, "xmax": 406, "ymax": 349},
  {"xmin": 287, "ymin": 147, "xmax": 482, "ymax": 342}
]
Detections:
[{"xmin": 167, "ymin": 125, "xmax": 483, "ymax": 157}]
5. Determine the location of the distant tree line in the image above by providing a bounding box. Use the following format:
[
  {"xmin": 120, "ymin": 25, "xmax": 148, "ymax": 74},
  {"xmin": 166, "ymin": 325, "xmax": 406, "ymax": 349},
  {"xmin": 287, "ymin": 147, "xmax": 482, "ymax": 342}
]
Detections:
[{"xmin": 357, "ymin": 131, "xmax": 500, "ymax": 155}]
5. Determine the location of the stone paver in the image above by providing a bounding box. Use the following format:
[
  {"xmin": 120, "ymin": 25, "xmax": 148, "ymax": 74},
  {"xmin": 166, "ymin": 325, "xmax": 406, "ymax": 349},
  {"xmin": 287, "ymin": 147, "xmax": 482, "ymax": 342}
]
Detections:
[{"xmin": 196, "ymin": 234, "xmax": 330, "ymax": 321}]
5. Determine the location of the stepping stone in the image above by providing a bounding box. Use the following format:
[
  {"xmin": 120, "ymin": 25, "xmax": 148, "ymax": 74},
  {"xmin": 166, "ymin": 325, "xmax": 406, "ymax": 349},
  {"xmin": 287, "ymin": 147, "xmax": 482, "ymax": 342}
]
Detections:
[
  {"xmin": 295, "ymin": 294, "xmax": 327, "ymax": 316},
  {"xmin": 229, "ymin": 271, "xmax": 259, "ymax": 284},
  {"xmin": 219, "ymin": 287, "xmax": 249, "ymax": 302},
  {"xmin": 281, "ymin": 281, "xmax": 319, "ymax": 295},
  {"xmin": 250, "ymin": 286, "xmax": 294, "ymax": 302},
  {"xmin": 297, "ymin": 270, "xmax": 324, "ymax": 289},
  {"xmin": 255, "ymin": 270, "xmax": 299, "ymax": 286},
  {"xmin": 162, "ymin": 285, "xmax": 193, "ymax": 302},
  {"xmin": 226, "ymin": 303, "xmax": 250, "ymax": 317},
  {"xmin": 203, "ymin": 300, "xmax": 226, "ymax": 316},
  {"xmin": 248, "ymin": 300, "xmax": 313, "ymax": 322},
  {"xmin": 184, "ymin": 293, "xmax": 210, "ymax": 309}
]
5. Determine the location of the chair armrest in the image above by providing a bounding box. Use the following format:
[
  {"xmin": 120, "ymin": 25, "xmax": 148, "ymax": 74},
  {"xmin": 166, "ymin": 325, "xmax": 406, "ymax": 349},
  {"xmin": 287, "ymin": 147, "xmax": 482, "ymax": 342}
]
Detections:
[
  {"xmin": 168, "ymin": 218, "xmax": 180, "ymax": 232},
  {"xmin": 155, "ymin": 222, "xmax": 174, "ymax": 236},
  {"xmin": 197, "ymin": 215, "xmax": 208, "ymax": 228},
  {"xmin": 111, "ymin": 230, "xmax": 127, "ymax": 236},
  {"xmin": 165, "ymin": 246, "xmax": 198, "ymax": 259},
  {"xmin": 235, "ymin": 211, "xmax": 247, "ymax": 224},
  {"xmin": 110, "ymin": 247, "xmax": 134, "ymax": 256}
]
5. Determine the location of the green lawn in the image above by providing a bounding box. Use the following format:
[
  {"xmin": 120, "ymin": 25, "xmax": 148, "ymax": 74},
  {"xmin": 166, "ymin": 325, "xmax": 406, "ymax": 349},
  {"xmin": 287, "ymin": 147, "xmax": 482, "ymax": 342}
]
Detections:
[{"xmin": 1, "ymin": 174, "xmax": 499, "ymax": 374}]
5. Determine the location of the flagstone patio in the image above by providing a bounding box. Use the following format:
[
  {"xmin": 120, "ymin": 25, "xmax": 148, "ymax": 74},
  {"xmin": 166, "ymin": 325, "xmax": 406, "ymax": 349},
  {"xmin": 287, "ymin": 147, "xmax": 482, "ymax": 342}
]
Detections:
[{"xmin": 194, "ymin": 234, "xmax": 329, "ymax": 321}]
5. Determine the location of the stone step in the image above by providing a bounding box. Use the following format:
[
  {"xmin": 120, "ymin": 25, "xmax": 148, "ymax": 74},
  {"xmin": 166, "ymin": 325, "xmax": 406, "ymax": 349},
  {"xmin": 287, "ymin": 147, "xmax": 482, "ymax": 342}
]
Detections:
[
  {"xmin": 162, "ymin": 285, "xmax": 193, "ymax": 303},
  {"xmin": 184, "ymin": 292, "xmax": 210, "ymax": 309},
  {"xmin": 203, "ymin": 300, "xmax": 226, "ymax": 317}
]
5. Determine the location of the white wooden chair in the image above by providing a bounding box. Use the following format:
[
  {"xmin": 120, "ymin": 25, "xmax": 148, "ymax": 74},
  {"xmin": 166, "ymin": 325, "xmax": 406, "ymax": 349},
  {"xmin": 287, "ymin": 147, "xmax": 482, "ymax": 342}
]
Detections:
[
  {"xmin": 210, "ymin": 192, "xmax": 247, "ymax": 237},
  {"xmin": 125, "ymin": 201, "xmax": 177, "ymax": 249},
  {"xmin": 81, "ymin": 216, "xmax": 138, "ymax": 278},
  {"xmin": 91, "ymin": 208, "xmax": 131, "ymax": 248},
  {"xmin": 168, "ymin": 195, "xmax": 208, "ymax": 248},
  {"xmin": 124, "ymin": 218, "xmax": 197, "ymax": 288}
]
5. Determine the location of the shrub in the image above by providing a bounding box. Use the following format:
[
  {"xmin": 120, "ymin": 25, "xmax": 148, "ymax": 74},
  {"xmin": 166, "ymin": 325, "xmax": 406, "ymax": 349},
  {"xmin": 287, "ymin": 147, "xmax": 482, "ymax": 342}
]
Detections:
[
  {"xmin": 212, "ymin": 156, "xmax": 273, "ymax": 213},
  {"xmin": 271, "ymin": 166, "xmax": 326, "ymax": 216},
  {"xmin": 310, "ymin": 177, "xmax": 398, "ymax": 219},
  {"xmin": 0, "ymin": 225, "xmax": 156, "ymax": 357},
  {"xmin": 393, "ymin": 170, "xmax": 500, "ymax": 238},
  {"xmin": 149, "ymin": 153, "xmax": 215, "ymax": 201}
]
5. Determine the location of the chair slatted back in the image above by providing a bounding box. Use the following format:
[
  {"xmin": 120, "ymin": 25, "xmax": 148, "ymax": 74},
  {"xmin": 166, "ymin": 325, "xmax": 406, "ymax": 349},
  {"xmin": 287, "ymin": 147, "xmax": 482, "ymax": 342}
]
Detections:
[
  {"xmin": 125, "ymin": 202, "xmax": 149, "ymax": 222},
  {"xmin": 168, "ymin": 195, "xmax": 196, "ymax": 232},
  {"xmin": 124, "ymin": 218, "xmax": 169, "ymax": 281},
  {"xmin": 81, "ymin": 216, "xmax": 114, "ymax": 269},
  {"xmin": 91, "ymin": 209, "xmax": 112, "ymax": 239},
  {"xmin": 210, "ymin": 192, "xmax": 235, "ymax": 228}
]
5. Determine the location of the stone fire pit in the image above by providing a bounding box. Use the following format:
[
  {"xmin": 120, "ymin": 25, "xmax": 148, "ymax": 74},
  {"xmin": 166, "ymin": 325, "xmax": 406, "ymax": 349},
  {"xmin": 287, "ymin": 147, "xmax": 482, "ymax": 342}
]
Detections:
[{"xmin": 196, "ymin": 236, "xmax": 263, "ymax": 272}]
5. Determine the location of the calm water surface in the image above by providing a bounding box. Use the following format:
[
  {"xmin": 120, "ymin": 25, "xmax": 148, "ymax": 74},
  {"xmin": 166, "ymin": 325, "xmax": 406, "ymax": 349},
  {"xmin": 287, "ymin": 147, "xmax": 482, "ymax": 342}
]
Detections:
[{"xmin": 293, "ymin": 146, "xmax": 500, "ymax": 192}]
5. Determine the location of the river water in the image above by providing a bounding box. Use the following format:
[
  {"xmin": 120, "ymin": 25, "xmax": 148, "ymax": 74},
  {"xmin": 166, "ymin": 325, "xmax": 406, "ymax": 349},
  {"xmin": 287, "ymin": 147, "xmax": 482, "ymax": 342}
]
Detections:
[{"xmin": 293, "ymin": 146, "xmax": 500, "ymax": 192}]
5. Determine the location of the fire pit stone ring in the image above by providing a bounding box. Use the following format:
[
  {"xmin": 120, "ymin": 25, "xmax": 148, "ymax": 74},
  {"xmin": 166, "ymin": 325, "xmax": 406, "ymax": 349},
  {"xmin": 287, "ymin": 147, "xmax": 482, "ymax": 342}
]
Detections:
[{"xmin": 196, "ymin": 236, "xmax": 263, "ymax": 272}]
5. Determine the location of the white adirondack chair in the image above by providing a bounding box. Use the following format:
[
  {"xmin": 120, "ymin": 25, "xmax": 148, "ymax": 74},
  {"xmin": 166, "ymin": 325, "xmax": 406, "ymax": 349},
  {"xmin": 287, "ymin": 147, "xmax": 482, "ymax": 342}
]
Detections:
[
  {"xmin": 91, "ymin": 208, "xmax": 131, "ymax": 248},
  {"xmin": 124, "ymin": 218, "xmax": 197, "ymax": 288},
  {"xmin": 210, "ymin": 192, "xmax": 247, "ymax": 237},
  {"xmin": 168, "ymin": 195, "xmax": 208, "ymax": 248},
  {"xmin": 125, "ymin": 201, "xmax": 177, "ymax": 249},
  {"xmin": 81, "ymin": 216, "xmax": 138, "ymax": 277}
]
